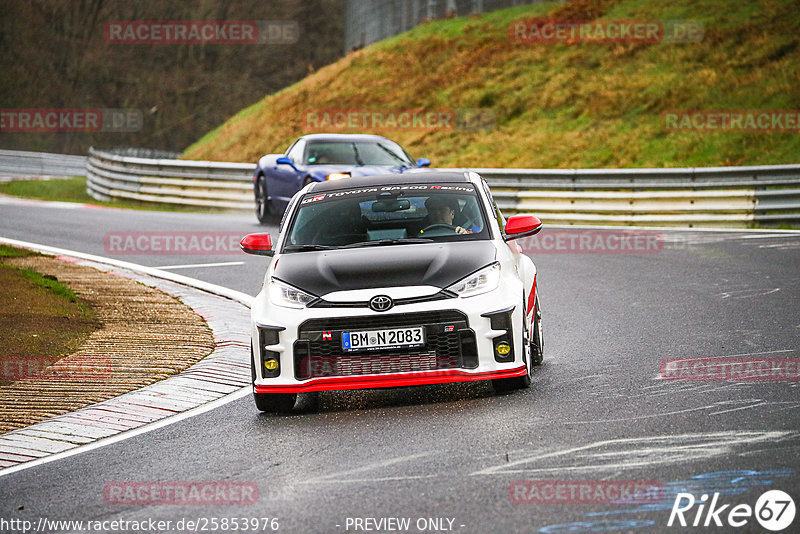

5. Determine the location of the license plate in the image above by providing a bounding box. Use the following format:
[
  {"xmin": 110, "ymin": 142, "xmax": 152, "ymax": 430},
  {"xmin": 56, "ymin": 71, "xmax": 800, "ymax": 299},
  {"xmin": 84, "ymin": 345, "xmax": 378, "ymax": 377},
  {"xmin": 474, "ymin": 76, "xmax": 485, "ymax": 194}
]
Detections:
[{"xmin": 342, "ymin": 326, "xmax": 425, "ymax": 352}]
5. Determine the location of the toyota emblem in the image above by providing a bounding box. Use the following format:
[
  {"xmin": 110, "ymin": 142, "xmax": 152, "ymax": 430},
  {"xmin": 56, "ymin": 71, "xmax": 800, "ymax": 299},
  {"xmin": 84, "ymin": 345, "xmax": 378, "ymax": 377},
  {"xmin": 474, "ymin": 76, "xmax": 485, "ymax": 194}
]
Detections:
[{"xmin": 369, "ymin": 295, "xmax": 393, "ymax": 312}]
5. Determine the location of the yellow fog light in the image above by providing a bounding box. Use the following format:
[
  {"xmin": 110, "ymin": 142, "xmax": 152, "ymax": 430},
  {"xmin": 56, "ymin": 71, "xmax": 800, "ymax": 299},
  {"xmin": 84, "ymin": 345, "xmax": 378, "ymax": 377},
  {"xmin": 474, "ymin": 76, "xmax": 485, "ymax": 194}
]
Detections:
[
  {"xmin": 496, "ymin": 343, "xmax": 511, "ymax": 356},
  {"xmin": 264, "ymin": 359, "xmax": 279, "ymax": 370}
]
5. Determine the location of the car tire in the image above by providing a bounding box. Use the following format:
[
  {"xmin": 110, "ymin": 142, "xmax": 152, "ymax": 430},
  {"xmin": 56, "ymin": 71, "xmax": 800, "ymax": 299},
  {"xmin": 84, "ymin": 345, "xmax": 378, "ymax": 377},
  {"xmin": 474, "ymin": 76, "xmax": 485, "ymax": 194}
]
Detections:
[
  {"xmin": 254, "ymin": 392, "xmax": 297, "ymax": 413},
  {"xmin": 302, "ymin": 176, "xmax": 314, "ymax": 187},
  {"xmin": 250, "ymin": 344, "xmax": 296, "ymax": 413},
  {"xmin": 492, "ymin": 298, "xmax": 533, "ymax": 392},
  {"xmin": 255, "ymin": 176, "xmax": 274, "ymax": 224},
  {"xmin": 531, "ymin": 295, "xmax": 543, "ymax": 366}
]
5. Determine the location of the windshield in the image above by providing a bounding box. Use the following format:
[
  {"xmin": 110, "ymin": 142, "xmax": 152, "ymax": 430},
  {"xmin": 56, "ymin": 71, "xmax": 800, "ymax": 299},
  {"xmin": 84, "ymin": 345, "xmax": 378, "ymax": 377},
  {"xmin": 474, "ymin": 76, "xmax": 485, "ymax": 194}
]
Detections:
[
  {"xmin": 304, "ymin": 140, "xmax": 415, "ymax": 166},
  {"xmin": 284, "ymin": 183, "xmax": 490, "ymax": 250}
]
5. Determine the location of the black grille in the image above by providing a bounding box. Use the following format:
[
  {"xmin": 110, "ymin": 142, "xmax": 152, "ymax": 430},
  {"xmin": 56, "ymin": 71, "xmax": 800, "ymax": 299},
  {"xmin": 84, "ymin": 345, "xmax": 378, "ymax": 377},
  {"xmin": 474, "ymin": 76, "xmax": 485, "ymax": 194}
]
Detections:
[
  {"xmin": 309, "ymin": 291, "xmax": 455, "ymax": 309},
  {"xmin": 299, "ymin": 351, "xmax": 449, "ymax": 378},
  {"xmin": 295, "ymin": 311, "xmax": 475, "ymax": 380},
  {"xmin": 300, "ymin": 310, "xmax": 467, "ymax": 331}
]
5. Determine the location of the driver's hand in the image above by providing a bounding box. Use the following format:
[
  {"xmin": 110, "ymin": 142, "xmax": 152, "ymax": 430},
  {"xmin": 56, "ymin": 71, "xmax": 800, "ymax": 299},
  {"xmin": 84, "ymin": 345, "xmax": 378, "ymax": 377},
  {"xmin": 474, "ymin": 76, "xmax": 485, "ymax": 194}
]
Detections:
[{"xmin": 455, "ymin": 226, "xmax": 471, "ymax": 235}]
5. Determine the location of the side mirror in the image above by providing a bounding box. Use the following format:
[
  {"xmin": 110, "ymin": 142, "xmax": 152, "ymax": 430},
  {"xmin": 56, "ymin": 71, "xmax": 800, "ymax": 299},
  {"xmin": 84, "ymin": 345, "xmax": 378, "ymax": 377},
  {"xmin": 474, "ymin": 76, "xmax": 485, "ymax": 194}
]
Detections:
[
  {"xmin": 503, "ymin": 215, "xmax": 543, "ymax": 242},
  {"xmin": 276, "ymin": 156, "xmax": 297, "ymax": 170},
  {"xmin": 240, "ymin": 233, "xmax": 274, "ymax": 256},
  {"xmin": 416, "ymin": 158, "xmax": 431, "ymax": 168}
]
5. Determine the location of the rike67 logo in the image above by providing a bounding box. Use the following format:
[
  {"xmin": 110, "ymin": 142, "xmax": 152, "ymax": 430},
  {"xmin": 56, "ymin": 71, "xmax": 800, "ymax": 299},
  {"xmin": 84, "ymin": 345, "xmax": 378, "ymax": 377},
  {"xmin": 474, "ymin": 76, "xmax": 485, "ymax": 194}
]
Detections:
[{"xmin": 669, "ymin": 490, "xmax": 795, "ymax": 531}]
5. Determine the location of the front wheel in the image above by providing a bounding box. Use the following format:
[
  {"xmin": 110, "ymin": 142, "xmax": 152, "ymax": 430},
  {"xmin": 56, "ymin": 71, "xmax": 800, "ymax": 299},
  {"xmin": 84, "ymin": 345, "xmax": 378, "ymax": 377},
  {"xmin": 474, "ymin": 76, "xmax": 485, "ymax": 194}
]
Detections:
[
  {"xmin": 492, "ymin": 299, "xmax": 533, "ymax": 392},
  {"xmin": 531, "ymin": 295, "xmax": 543, "ymax": 366},
  {"xmin": 251, "ymin": 344, "xmax": 295, "ymax": 413},
  {"xmin": 255, "ymin": 177, "xmax": 274, "ymax": 224},
  {"xmin": 254, "ymin": 392, "xmax": 297, "ymax": 413}
]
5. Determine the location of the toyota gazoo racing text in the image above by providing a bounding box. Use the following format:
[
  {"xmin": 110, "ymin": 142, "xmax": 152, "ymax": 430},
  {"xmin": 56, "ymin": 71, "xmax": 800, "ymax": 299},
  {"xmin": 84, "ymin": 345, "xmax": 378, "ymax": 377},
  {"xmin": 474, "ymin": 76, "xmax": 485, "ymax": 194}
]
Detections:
[{"xmin": 240, "ymin": 171, "xmax": 543, "ymax": 412}]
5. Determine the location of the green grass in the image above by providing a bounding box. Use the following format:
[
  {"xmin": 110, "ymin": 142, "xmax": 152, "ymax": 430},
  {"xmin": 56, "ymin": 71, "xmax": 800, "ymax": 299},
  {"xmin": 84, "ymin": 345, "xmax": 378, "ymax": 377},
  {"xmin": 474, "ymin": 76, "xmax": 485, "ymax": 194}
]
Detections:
[
  {"xmin": 0, "ymin": 245, "xmax": 91, "ymax": 317},
  {"xmin": 0, "ymin": 244, "xmax": 36, "ymax": 258},
  {"xmin": 18, "ymin": 267, "xmax": 78, "ymax": 302},
  {"xmin": 17, "ymin": 265, "xmax": 94, "ymax": 318},
  {"xmin": 0, "ymin": 247, "xmax": 98, "ymax": 385},
  {"xmin": 0, "ymin": 177, "xmax": 90, "ymax": 203},
  {"xmin": 0, "ymin": 177, "xmax": 232, "ymax": 213},
  {"xmin": 182, "ymin": 0, "xmax": 800, "ymax": 170}
]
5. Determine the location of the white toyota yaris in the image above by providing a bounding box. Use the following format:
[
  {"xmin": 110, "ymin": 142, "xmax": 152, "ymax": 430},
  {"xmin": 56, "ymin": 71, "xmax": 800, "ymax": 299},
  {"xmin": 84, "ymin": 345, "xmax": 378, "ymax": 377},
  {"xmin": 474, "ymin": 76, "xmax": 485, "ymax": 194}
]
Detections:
[{"xmin": 241, "ymin": 171, "xmax": 543, "ymax": 412}]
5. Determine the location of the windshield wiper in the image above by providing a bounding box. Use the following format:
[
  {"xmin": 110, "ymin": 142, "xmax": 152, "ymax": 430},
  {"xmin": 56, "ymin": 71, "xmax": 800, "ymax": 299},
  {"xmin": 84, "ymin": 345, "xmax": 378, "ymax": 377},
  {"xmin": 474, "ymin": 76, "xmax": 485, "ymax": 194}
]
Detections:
[
  {"xmin": 351, "ymin": 143, "xmax": 365, "ymax": 166},
  {"xmin": 342, "ymin": 238, "xmax": 433, "ymax": 249},
  {"xmin": 376, "ymin": 143, "xmax": 411, "ymax": 166},
  {"xmin": 283, "ymin": 244, "xmax": 337, "ymax": 252}
]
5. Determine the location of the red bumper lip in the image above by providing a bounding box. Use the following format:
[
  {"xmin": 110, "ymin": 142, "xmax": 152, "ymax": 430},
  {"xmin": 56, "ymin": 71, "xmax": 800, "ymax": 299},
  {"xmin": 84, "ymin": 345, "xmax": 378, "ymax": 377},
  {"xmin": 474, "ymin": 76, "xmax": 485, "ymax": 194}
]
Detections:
[{"xmin": 253, "ymin": 366, "xmax": 527, "ymax": 393}]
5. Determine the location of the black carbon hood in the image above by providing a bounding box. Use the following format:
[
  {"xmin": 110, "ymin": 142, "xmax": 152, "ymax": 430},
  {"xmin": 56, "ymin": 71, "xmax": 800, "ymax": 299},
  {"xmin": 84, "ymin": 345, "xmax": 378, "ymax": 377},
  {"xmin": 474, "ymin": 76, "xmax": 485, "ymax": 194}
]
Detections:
[{"xmin": 273, "ymin": 241, "xmax": 497, "ymax": 296}]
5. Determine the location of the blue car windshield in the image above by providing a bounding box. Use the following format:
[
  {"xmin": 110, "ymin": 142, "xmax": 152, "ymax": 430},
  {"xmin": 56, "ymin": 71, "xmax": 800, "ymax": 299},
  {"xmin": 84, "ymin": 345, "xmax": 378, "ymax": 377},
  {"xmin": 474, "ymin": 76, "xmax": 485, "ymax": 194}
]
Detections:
[
  {"xmin": 284, "ymin": 184, "xmax": 491, "ymax": 250},
  {"xmin": 304, "ymin": 141, "xmax": 414, "ymax": 166}
]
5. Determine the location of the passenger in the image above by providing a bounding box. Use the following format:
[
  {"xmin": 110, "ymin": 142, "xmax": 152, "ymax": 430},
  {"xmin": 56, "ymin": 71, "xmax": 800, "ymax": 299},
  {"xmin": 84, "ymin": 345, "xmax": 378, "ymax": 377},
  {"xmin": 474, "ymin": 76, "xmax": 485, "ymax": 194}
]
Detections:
[{"xmin": 312, "ymin": 201, "xmax": 366, "ymax": 245}]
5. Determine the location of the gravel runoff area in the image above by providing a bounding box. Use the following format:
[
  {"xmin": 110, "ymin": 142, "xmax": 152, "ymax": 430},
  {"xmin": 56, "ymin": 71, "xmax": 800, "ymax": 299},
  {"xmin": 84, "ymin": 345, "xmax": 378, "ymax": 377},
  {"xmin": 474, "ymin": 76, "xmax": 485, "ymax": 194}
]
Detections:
[
  {"xmin": 0, "ymin": 254, "xmax": 215, "ymax": 433},
  {"xmin": 0, "ymin": 250, "xmax": 252, "ymax": 470}
]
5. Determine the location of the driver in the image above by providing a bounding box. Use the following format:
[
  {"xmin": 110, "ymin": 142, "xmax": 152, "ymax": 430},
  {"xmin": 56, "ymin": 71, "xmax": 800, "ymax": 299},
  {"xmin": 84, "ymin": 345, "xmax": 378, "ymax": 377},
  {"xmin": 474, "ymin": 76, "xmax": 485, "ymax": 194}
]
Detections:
[{"xmin": 422, "ymin": 196, "xmax": 470, "ymax": 235}]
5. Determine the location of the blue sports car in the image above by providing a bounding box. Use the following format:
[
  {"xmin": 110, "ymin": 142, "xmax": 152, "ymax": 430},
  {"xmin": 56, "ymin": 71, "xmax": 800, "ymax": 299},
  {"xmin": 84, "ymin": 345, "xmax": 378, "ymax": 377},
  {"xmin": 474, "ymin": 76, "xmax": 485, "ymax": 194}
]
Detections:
[{"xmin": 253, "ymin": 133, "xmax": 431, "ymax": 223}]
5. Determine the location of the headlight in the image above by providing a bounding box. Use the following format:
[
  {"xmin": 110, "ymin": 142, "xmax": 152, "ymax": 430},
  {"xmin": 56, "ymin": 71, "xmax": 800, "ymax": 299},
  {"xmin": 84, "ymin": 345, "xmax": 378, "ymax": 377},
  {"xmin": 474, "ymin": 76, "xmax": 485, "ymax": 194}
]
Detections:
[
  {"xmin": 446, "ymin": 263, "xmax": 500, "ymax": 298},
  {"xmin": 268, "ymin": 278, "xmax": 316, "ymax": 308},
  {"xmin": 326, "ymin": 172, "xmax": 350, "ymax": 181}
]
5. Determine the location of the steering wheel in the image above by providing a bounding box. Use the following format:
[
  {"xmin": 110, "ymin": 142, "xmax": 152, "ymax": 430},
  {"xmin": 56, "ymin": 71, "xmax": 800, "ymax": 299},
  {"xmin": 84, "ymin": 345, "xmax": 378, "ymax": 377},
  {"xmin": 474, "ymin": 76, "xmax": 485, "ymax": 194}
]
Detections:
[{"xmin": 421, "ymin": 223, "xmax": 458, "ymax": 233}]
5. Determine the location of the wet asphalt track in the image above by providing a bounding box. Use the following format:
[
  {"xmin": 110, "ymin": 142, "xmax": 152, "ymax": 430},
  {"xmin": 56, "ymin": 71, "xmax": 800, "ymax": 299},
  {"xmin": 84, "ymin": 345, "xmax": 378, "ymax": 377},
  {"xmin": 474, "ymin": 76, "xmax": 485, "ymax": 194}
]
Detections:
[{"xmin": 1, "ymin": 198, "xmax": 799, "ymax": 534}]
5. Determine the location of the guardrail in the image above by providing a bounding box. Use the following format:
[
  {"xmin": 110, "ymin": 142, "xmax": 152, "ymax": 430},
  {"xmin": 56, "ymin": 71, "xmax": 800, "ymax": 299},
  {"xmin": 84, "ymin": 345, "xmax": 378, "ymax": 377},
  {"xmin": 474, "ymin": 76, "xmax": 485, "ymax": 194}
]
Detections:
[
  {"xmin": 0, "ymin": 149, "xmax": 87, "ymax": 178},
  {"xmin": 85, "ymin": 147, "xmax": 800, "ymax": 227},
  {"xmin": 457, "ymin": 166, "xmax": 800, "ymax": 227},
  {"xmin": 86, "ymin": 147, "xmax": 254, "ymax": 210}
]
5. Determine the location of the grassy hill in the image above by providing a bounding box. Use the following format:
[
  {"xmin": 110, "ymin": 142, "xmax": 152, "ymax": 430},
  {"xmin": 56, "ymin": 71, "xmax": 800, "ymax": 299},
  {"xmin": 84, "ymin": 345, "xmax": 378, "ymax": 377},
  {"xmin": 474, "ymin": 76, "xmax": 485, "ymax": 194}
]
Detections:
[{"xmin": 183, "ymin": 0, "xmax": 800, "ymax": 168}]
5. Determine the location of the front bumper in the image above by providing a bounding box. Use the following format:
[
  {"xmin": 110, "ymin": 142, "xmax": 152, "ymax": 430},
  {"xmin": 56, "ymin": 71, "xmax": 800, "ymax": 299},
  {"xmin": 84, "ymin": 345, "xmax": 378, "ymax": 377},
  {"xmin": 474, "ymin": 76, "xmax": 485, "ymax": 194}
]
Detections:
[{"xmin": 254, "ymin": 367, "xmax": 527, "ymax": 393}]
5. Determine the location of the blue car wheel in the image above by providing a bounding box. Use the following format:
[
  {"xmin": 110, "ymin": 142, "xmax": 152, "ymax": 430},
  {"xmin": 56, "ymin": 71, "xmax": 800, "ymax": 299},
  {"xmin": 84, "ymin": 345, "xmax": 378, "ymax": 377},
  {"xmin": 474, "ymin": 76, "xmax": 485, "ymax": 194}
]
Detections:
[{"xmin": 255, "ymin": 176, "xmax": 275, "ymax": 224}]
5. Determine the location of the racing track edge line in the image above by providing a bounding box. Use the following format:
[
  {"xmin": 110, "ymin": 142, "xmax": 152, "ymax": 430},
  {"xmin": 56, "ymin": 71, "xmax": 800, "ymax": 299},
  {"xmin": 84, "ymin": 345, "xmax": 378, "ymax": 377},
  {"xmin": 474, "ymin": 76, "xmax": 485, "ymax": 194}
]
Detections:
[{"xmin": 0, "ymin": 236, "xmax": 254, "ymax": 307}]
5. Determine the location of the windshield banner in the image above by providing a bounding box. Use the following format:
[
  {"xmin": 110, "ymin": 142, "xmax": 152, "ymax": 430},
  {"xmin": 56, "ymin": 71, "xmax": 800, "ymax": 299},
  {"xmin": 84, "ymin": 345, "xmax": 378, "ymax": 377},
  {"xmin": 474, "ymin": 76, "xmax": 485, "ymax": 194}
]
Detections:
[{"xmin": 300, "ymin": 184, "xmax": 475, "ymax": 205}]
